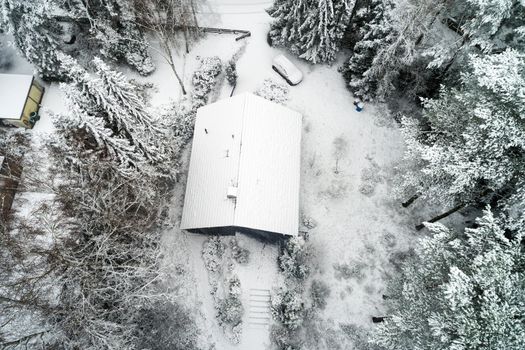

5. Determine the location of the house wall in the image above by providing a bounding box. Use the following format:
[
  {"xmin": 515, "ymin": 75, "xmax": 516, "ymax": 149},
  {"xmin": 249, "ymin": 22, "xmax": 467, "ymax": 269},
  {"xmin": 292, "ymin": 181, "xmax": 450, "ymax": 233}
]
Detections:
[
  {"xmin": 20, "ymin": 81, "xmax": 44, "ymax": 129},
  {"xmin": 1, "ymin": 118, "xmax": 26, "ymax": 128}
]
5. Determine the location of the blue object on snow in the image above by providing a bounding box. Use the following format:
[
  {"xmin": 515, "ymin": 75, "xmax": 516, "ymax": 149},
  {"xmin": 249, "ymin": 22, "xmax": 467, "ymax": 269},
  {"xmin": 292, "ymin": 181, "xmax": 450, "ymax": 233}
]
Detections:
[{"xmin": 356, "ymin": 102, "xmax": 364, "ymax": 112}]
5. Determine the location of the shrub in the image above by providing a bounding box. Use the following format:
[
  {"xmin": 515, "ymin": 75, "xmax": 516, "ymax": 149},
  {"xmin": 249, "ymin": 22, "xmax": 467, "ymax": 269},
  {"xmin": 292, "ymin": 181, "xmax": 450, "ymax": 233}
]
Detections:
[
  {"xmin": 309, "ymin": 280, "xmax": 331, "ymax": 310},
  {"xmin": 230, "ymin": 238, "xmax": 250, "ymax": 264},
  {"xmin": 271, "ymin": 288, "xmax": 306, "ymax": 330},
  {"xmin": 322, "ymin": 178, "xmax": 349, "ymax": 199},
  {"xmin": 302, "ymin": 215, "xmax": 317, "ymax": 229},
  {"xmin": 192, "ymin": 56, "xmax": 222, "ymax": 107},
  {"xmin": 278, "ymin": 236, "xmax": 311, "ymax": 280},
  {"xmin": 359, "ymin": 182, "xmax": 375, "ymax": 196},
  {"xmin": 225, "ymin": 60, "xmax": 237, "ymax": 86},
  {"xmin": 254, "ymin": 78, "xmax": 289, "ymax": 104},
  {"xmin": 202, "ymin": 236, "xmax": 226, "ymax": 273},
  {"xmin": 333, "ymin": 262, "xmax": 367, "ymax": 281},
  {"xmin": 217, "ymin": 295, "xmax": 243, "ymax": 326},
  {"xmin": 216, "ymin": 275, "xmax": 244, "ymax": 327},
  {"xmin": 270, "ymin": 325, "xmax": 302, "ymax": 350},
  {"xmin": 165, "ymin": 99, "xmax": 198, "ymax": 145}
]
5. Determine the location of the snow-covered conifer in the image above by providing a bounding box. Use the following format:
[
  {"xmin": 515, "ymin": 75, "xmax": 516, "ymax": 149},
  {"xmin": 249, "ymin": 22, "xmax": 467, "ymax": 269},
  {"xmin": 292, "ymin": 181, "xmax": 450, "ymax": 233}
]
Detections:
[
  {"xmin": 267, "ymin": 0, "xmax": 355, "ymax": 63},
  {"xmin": 424, "ymin": 0, "xmax": 521, "ymax": 71},
  {"xmin": 68, "ymin": 0, "xmax": 155, "ymax": 75},
  {"xmin": 373, "ymin": 208, "xmax": 525, "ymax": 350},
  {"xmin": 56, "ymin": 54, "xmax": 170, "ymax": 175},
  {"xmin": 399, "ymin": 49, "xmax": 525, "ymax": 213},
  {"xmin": 0, "ymin": 0, "xmax": 65, "ymax": 79},
  {"xmin": 340, "ymin": 0, "xmax": 394, "ymax": 100},
  {"xmin": 57, "ymin": 82, "xmax": 147, "ymax": 177}
]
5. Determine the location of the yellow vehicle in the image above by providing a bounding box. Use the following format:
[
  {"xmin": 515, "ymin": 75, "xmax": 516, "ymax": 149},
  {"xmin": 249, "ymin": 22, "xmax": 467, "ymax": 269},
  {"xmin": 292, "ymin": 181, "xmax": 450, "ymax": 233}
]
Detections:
[{"xmin": 0, "ymin": 74, "xmax": 44, "ymax": 129}]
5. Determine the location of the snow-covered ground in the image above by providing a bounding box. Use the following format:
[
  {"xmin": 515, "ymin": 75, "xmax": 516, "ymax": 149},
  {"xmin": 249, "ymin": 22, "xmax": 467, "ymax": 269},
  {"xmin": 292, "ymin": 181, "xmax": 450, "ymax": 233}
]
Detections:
[{"xmin": 160, "ymin": 1, "xmax": 420, "ymax": 349}]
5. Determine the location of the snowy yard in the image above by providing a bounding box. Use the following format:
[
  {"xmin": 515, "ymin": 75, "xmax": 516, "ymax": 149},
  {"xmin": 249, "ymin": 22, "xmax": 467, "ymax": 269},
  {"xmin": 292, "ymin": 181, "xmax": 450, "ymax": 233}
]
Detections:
[
  {"xmin": 151, "ymin": 1, "xmax": 423, "ymax": 348},
  {"xmin": 0, "ymin": 1, "xmax": 422, "ymax": 349}
]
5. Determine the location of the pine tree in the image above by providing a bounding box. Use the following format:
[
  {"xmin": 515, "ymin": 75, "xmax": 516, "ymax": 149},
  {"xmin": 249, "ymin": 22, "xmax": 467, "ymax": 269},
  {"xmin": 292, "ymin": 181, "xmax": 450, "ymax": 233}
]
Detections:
[
  {"xmin": 0, "ymin": 0, "xmax": 65, "ymax": 80},
  {"xmin": 56, "ymin": 54, "xmax": 169, "ymax": 176},
  {"xmin": 358, "ymin": 0, "xmax": 449, "ymax": 99},
  {"xmin": 373, "ymin": 208, "xmax": 525, "ymax": 350},
  {"xmin": 267, "ymin": 0, "xmax": 355, "ymax": 63},
  {"xmin": 340, "ymin": 0, "xmax": 394, "ymax": 100},
  {"xmin": 66, "ymin": 0, "xmax": 155, "ymax": 75},
  {"xmin": 399, "ymin": 49, "xmax": 525, "ymax": 212},
  {"xmin": 424, "ymin": 0, "xmax": 522, "ymax": 71},
  {"xmin": 57, "ymin": 85, "xmax": 146, "ymax": 177}
]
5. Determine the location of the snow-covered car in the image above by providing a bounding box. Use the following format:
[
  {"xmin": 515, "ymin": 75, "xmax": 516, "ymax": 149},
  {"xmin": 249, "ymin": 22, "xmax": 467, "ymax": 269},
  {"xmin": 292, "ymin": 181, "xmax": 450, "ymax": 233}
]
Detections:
[{"xmin": 272, "ymin": 54, "xmax": 303, "ymax": 86}]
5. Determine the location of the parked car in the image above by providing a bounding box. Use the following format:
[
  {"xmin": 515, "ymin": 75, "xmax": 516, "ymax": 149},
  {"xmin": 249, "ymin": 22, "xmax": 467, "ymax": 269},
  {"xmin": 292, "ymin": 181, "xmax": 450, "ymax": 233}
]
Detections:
[{"xmin": 272, "ymin": 54, "xmax": 303, "ymax": 86}]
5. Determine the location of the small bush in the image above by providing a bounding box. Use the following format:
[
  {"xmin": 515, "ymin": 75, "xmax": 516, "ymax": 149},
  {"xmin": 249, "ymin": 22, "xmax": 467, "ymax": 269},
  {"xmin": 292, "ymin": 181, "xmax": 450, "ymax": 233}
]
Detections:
[
  {"xmin": 202, "ymin": 236, "xmax": 226, "ymax": 273},
  {"xmin": 359, "ymin": 182, "xmax": 375, "ymax": 196},
  {"xmin": 158, "ymin": 98, "xmax": 199, "ymax": 147},
  {"xmin": 119, "ymin": 23, "xmax": 156, "ymax": 76},
  {"xmin": 192, "ymin": 56, "xmax": 222, "ymax": 107},
  {"xmin": 125, "ymin": 51, "xmax": 155, "ymax": 76},
  {"xmin": 270, "ymin": 325, "xmax": 302, "ymax": 350},
  {"xmin": 230, "ymin": 238, "xmax": 250, "ymax": 264},
  {"xmin": 254, "ymin": 78, "xmax": 289, "ymax": 104},
  {"xmin": 217, "ymin": 295, "xmax": 243, "ymax": 326},
  {"xmin": 225, "ymin": 60, "xmax": 237, "ymax": 86},
  {"xmin": 322, "ymin": 178, "xmax": 349, "ymax": 199},
  {"xmin": 309, "ymin": 280, "xmax": 331, "ymax": 310},
  {"xmin": 359, "ymin": 162, "xmax": 383, "ymax": 196},
  {"xmin": 381, "ymin": 231, "xmax": 397, "ymax": 248},
  {"xmin": 216, "ymin": 275, "xmax": 244, "ymax": 327},
  {"xmin": 278, "ymin": 236, "xmax": 310, "ymax": 280},
  {"xmin": 333, "ymin": 262, "xmax": 367, "ymax": 281},
  {"xmin": 302, "ymin": 215, "xmax": 317, "ymax": 229},
  {"xmin": 272, "ymin": 288, "xmax": 305, "ymax": 330}
]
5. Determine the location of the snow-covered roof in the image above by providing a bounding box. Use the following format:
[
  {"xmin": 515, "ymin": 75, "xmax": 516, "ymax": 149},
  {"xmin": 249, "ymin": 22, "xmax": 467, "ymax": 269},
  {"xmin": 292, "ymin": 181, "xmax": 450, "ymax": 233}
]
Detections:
[
  {"xmin": 181, "ymin": 93, "xmax": 302, "ymax": 236},
  {"xmin": 0, "ymin": 74, "xmax": 33, "ymax": 120}
]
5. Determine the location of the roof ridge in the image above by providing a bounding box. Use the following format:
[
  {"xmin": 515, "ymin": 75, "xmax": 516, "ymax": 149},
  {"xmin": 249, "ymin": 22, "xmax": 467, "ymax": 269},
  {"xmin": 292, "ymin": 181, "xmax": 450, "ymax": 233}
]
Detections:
[{"xmin": 232, "ymin": 93, "xmax": 248, "ymax": 222}]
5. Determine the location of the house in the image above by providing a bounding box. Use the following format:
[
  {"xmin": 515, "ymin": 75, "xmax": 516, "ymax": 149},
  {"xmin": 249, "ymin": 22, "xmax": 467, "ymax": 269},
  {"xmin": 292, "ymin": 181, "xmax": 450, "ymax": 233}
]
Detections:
[
  {"xmin": 0, "ymin": 74, "xmax": 44, "ymax": 128},
  {"xmin": 180, "ymin": 93, "xmax": 302, "ymax": 239}
]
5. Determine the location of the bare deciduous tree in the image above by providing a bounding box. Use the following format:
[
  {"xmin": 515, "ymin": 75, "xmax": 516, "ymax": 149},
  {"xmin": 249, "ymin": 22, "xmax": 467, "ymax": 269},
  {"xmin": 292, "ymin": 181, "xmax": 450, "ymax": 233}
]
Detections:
[{"xmin": 134, "ymin": 0, "xmax": 202, "ymax": 95}]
